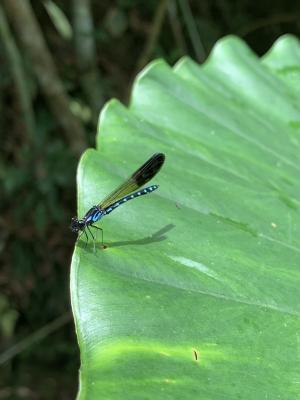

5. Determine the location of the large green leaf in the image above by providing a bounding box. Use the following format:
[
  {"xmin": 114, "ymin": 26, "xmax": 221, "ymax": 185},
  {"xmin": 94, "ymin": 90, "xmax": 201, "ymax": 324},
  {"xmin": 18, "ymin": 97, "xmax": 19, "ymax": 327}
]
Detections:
[{"xmin": 71, "ymin": 35, "xmax": 300, "ymax": 399}]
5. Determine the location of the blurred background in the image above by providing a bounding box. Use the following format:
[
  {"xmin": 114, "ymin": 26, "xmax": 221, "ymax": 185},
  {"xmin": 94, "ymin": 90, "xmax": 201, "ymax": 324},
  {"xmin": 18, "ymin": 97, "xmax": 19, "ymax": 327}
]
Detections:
[{"xmin": 0, "ymin": 0, "xmax": 299, "ymax": 398}]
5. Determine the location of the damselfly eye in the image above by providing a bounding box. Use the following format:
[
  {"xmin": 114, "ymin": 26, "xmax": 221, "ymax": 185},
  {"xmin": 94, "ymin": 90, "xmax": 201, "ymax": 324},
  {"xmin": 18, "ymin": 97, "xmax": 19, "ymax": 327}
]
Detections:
[{"xmin": 70, "ymin": 217, "xmax": 80, "ymax": 232}]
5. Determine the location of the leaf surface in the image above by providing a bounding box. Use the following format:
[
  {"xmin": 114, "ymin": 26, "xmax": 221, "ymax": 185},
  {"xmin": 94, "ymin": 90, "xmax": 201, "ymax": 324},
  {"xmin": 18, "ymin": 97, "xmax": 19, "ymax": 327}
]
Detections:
[{"xmin": 71, "ymin": 35, "xmax": 300, "ymax": 399}]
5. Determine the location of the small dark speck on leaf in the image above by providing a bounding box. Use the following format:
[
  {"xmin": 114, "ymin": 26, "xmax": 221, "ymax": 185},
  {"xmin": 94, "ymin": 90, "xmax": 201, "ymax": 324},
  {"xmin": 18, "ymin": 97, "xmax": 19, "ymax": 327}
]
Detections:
[{"xmin": 193, "ymin": 350, "xmax": 198, "ymax": 361}]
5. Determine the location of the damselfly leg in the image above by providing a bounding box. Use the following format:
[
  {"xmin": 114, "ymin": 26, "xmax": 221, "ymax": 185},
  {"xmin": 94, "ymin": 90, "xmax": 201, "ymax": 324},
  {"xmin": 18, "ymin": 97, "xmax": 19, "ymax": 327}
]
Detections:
[{"xmin": 91, "ymin": 225, "xmax": 104, "ymax": 247}]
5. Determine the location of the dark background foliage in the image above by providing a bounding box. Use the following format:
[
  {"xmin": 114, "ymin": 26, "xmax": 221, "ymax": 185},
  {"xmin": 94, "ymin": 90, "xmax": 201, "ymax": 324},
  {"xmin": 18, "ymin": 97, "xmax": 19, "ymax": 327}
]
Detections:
[{"xmin": 0, "ymin": 0, "xmax": 299, "ymax": 398}]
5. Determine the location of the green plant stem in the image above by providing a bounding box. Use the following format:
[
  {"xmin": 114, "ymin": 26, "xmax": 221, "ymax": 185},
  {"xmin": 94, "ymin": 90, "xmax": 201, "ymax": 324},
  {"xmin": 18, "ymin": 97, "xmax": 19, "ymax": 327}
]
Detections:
[
  {"xmin": 0, "ymin": 312, "xmax": 72, "ymax": 365},
  {"xmin": 72, "ymin": 0, "xmax": 104, "ymax": 126},
  {"xmin": 0, "ymin": 4, "xmax": 35, "ymax": 142},
  {"xmin": 178, "ymin": 0, "xmax": 206, "ymax": 62},
  {"xmin": 135, "ymin": 0, "xmax": 169, "ymax": 74}
]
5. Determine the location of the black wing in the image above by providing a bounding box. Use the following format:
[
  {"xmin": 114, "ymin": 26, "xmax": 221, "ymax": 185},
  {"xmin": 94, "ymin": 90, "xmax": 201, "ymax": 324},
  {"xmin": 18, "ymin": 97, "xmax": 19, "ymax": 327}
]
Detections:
[{"xmin": 99, "ymin": 153, "xmax": 165, "ymax": 209}]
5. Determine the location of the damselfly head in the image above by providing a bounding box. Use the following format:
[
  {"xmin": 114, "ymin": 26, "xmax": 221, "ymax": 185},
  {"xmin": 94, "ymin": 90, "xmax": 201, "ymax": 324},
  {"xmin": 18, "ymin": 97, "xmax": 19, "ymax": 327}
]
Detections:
[{"xmin": 70, "ymin": 217, "xmax": 85, "ymax": 233}]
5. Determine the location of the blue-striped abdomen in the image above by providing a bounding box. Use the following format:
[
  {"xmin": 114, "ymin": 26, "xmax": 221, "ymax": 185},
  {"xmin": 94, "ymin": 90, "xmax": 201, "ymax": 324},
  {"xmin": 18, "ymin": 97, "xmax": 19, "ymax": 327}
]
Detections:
[{"xmin": 104, "ymin": 185, "xmax": 158, "ymax": 215}]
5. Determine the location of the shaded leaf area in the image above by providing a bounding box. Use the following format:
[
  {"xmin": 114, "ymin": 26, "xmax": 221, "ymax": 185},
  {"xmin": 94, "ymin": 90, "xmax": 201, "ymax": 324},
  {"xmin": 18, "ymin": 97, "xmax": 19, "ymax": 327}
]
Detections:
[{"xmin": 71, "ymin": 35, "xmax": 300, "ymax": 399}]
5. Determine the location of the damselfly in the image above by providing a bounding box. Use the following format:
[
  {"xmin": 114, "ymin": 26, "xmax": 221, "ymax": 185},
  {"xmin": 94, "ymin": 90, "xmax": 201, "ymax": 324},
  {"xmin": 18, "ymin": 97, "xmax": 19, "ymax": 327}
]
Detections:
[{"xmin": 70, "ymin": 153, "xmax": 165, "ymax": 247}]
